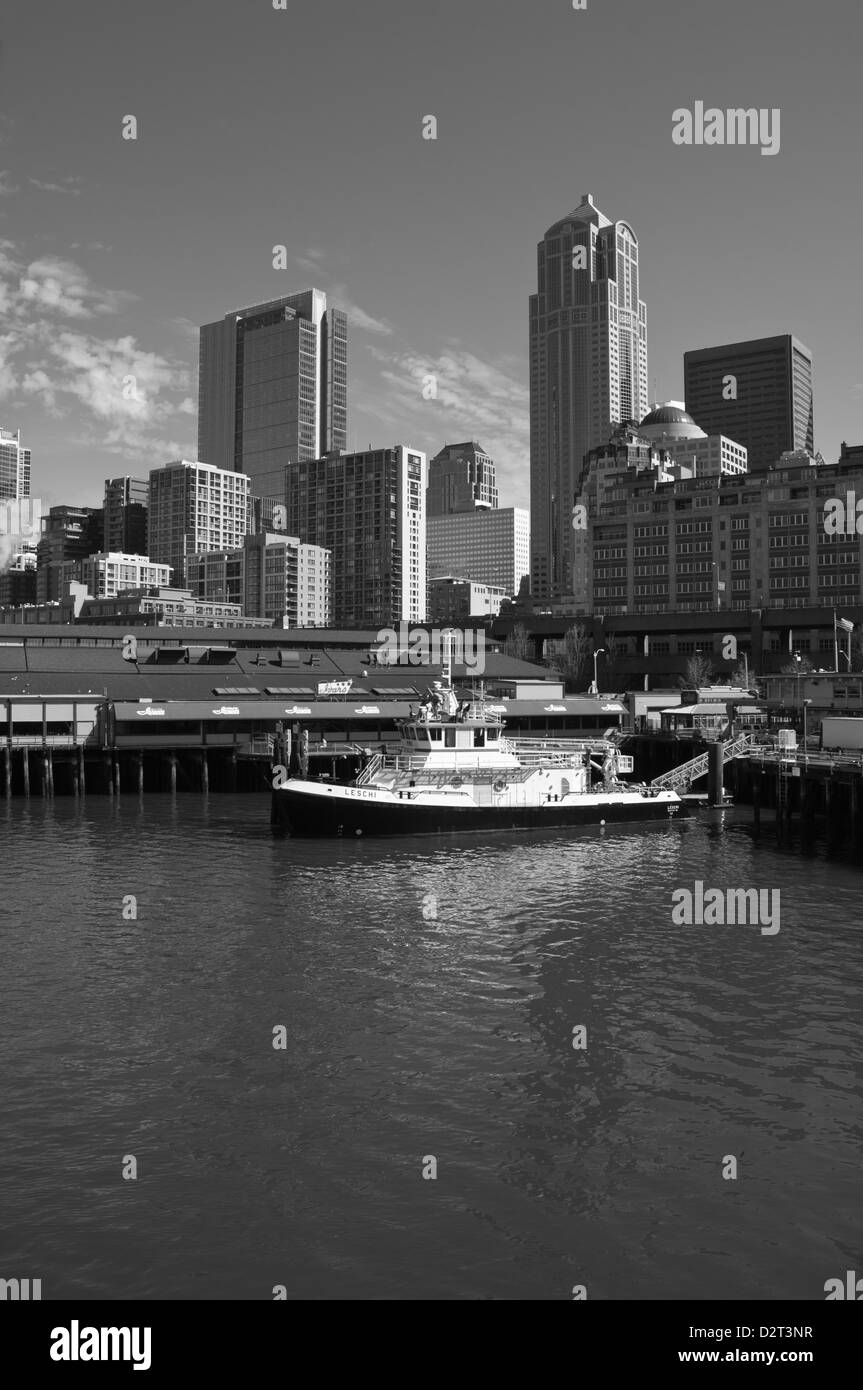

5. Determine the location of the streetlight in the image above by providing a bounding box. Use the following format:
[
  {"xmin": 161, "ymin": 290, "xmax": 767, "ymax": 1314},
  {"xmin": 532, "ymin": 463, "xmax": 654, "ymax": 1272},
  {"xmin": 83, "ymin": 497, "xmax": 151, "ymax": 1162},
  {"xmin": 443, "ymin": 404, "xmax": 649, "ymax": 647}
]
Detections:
[{"xmin": 590, "ymin": 648, "xmax": 605, "ymax": 696}]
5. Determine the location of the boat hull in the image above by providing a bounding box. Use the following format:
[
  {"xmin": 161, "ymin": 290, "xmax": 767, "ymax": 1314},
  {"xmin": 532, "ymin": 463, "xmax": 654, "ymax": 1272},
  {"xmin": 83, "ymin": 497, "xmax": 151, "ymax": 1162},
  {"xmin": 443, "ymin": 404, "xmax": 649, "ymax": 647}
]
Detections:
[{"xmin": 271, "ymin": 782, "xmax": 690, "ymax": 837}]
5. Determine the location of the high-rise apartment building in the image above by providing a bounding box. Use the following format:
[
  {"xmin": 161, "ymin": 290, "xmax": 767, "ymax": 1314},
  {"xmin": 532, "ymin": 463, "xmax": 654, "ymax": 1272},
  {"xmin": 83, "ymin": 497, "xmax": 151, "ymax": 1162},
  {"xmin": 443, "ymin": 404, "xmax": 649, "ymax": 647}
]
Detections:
[
  {"xmin": 103, "ymin": 476, "xmax": 148, "ymax": 556},
  {"xmin": 0, "ymin": 427, "xmax": 31, "ymax": 501},
  {"xmin": 530, "ymin": 193, "xmax": 649, "ymax": 601},
  {"xmin": 148, "ymin": 460, "xmax": 249, "ymax": 587},
  {"xmin": 427, "ymin": 441, "xmax": 498, "ymax": 515},
  {"xmin": 285, "ymin": 446, "xmax": 427, "ymax": 628},
  {"xmin": 36, "ymin": 506, "xmax": 104, "ymax": 603},
  {"xmin": 187, "ymin": 532, "xmax": 331, "ymax": 627},
  {"xmin": 198, "ymin": 289, "xmax": 347, "ymax": 503},
  {"xmin": 684, "ymin": 335, "xmax": 814, "ymax": 473},
  {"xmin": 427, "ymin": 507, "xmax": 530, "ymax": 598}
]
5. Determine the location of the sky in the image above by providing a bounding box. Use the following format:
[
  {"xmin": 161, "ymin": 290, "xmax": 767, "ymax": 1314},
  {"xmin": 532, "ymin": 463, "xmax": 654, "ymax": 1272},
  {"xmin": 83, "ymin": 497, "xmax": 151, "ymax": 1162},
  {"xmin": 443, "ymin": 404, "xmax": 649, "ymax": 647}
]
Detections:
[{"xmin": 0, "ymin": 0, "xmax": 861, "ymax": 514}]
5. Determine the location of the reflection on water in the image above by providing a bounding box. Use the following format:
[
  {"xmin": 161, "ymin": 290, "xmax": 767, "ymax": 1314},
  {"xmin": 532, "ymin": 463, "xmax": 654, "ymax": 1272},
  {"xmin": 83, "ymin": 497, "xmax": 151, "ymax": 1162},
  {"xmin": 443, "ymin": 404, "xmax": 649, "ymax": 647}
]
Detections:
[{"xmin": 1, "ymin": 796, "xmax": 861, "ymax": 1299}]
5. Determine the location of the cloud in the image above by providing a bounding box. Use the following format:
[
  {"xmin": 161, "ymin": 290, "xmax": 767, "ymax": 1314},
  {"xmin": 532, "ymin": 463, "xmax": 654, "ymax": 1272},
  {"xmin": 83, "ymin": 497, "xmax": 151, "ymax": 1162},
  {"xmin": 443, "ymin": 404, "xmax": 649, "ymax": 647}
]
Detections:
[
  {"xmin": 17, "ymin": 256, "xmax": 136, "ymax": 318},
  {"xmin": 0, "ymin": 171, "xmax": 19, "ymax": 195},
  {"xmin": 365, "ymin": 343, "xmax": 529, "ymax": 500},
  {"xmin": 0, "ymin": 238, "xmax": 196, "ymax": 463},
  {"xmin": 169, "ymin": 315, "xmax": 199, "ymax": 339},
  {"xmin": 28, "ymin": 176, "xmax": 82, "ymax": 195},
  {"xmin": 329, "ymin": 283, "xmax": 393, "ymax": 336}
]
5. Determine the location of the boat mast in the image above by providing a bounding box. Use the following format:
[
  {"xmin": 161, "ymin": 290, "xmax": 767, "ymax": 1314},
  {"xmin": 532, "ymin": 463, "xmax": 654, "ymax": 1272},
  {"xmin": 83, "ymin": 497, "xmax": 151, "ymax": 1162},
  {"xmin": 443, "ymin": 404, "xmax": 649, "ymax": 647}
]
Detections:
[{"xmin": 442, "ymin": 627, "xmax": 453, "ymax": 690}]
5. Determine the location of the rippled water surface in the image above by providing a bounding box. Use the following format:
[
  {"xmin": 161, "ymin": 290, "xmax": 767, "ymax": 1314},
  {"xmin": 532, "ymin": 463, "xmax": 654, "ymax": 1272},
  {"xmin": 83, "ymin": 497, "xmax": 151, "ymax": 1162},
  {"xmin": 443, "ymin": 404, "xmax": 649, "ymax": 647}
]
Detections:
[{"xmin": 1, "ymin": 795, "xmax": 861, "ymax": 1299}]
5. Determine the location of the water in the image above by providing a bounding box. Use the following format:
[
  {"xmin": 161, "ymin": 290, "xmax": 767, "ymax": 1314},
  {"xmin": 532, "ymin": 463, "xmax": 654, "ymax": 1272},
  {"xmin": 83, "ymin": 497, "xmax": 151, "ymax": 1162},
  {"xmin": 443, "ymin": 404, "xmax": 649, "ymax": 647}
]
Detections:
[{"xmin": 1, "ymin": 795, "xmax": 861, "ymax": 1301}]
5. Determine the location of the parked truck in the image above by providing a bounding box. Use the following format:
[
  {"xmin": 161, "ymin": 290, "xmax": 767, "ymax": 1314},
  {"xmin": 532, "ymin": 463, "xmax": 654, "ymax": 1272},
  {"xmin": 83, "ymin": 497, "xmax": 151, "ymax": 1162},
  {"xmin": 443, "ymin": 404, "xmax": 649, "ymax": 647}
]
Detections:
[{"xmin": 820, "ymin": 716, "xmax": 863, "ymax": 752}]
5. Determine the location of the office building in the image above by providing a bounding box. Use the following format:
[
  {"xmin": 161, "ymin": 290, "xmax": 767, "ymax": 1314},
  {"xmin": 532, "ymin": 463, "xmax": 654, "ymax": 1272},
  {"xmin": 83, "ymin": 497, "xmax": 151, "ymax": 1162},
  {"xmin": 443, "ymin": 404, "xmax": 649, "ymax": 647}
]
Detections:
[
  {"xmin": 0, "ymin": 427, "xmax": 31, "ymax": 501},
  {"xmin": 427, "ymin": 441, "xmax": 498, "ymax": 515},
  {"xmin": 684, "ymin": 334, "xmax": 814, "ymax": 473},
  {"xmin": 285, "ymin": 446, "xmax": 427, "ymax": 627},
  {"xmin": 428, "ymin": 507, "xmax": 530, "ymax": 598},
  {"xmin": 187, "ymin": 532, "xmax": 331, "ymax": 627},
  {"xmin": 148, "ymin": 460, "xmax": 249, "ymax": 587},
  {"xmin": 573, "ymin": 448, "xmax": 863, "ymax": 616},
  {"xmin": 198, "ymin": 289, "xmax": 347, "ymax": 502},
  {"xmin": 103, "ymin": 477, "xmax": 148, "ymax": 556},
  {"xmin": 530, "ymin": 193, "xmax": 649, "ymax": 600}
]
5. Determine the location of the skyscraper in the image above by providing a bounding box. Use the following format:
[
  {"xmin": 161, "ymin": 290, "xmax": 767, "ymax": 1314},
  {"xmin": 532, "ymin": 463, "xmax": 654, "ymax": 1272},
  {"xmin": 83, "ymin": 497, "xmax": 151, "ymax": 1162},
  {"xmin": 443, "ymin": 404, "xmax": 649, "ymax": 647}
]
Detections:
[
  {"xmin": 684, "ymin": 335, "xmax": 814, "ymax": 473},
  {"xmin": 197, "ymin": 289, "xmax": 347, "ymax": 503},
  {"xmin": 529, "ymin": 194, "xmax": 648, "ymax": 602},
  {"xmin": 427, "ymin": 441, "xmax": 498, "ymax": 515},
  {"xmin": 285, "ymin": 446, "xmax": 426, "ymax": 628},
  {"xmin": 0, "ymin": 427, "xmax": 31, "ymax": 501}
]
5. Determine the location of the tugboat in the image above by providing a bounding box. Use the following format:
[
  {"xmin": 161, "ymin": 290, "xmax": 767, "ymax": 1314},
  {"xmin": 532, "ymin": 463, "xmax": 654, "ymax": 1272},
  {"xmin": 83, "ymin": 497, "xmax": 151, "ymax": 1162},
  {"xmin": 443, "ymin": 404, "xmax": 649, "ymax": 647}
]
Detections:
[{"xmin": 270, "ymin": 646, "xmax": 688, "ymax": 838}]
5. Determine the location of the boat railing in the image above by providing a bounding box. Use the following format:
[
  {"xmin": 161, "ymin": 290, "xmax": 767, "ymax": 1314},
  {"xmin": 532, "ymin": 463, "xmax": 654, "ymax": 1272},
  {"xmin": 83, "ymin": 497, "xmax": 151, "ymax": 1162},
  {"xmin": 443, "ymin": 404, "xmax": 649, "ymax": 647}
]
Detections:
[{"xmin": 355, "ymin": 752, "xmax": 385, "ymax": 784}]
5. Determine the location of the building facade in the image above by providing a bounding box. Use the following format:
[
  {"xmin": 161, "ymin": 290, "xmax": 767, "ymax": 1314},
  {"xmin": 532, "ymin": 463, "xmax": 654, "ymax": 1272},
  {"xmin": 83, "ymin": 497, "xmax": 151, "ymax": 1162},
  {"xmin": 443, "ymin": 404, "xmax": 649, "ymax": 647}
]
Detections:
[
  {"xmin": 197, "ymin": 289, "xmax": 348, "ymax": 503},
  {"xmin": 57, "ymin": 552, "xmax": 173, "ymax": 599},
  {"xmin": 529, "ymin": 193, "xmax": 649, "ymax": 601},
  {"xmin": 427, "ymin": 506, "xmax": 530, "ymax": 598},
  {"xmin": 575, "ymin": 450, "xmax": 863, "ymax": 617},
  {"xmin": 285, "ymin": 446, "xmax": 426, "ymax": 628},
  {"xmin": 148, "ymin": 460, "xmax": 249, "ymax": 587},
  {"xmin": 637, "ymin": 403, "xmax": 747, "ymax": 475},
  {"xmin": 427, "ymin": 441, "xmax": 498, "ymax": 515},
  {"xmin": 187, "ymin": 532, "xmax": 331, "ymax": 627},
  {"xmin": 103, "ymin": 476, "xmax": 148, "ymax": 556},
  {"xmin": 427, "ymin": 576, "xmax": 507, "ymax": 623},
  {"xmin": 0, "ymin": 427, "xmax": 31, "ymax": 501},
  {"xmin": 36, "ymin": 506, "xmax": 104, "ymax": 604},
  {"xmin": 684, "ymin": 335, "xmax": 814, "ymax": 473}
]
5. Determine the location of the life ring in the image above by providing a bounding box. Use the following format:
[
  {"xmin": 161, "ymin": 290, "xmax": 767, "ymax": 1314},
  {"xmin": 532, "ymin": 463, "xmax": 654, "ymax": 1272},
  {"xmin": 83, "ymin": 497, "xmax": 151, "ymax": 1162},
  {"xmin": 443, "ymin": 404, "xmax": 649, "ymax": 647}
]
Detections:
[{"xmin": 492, "ymin": 777, "xmax": 507, "ymax": 794}]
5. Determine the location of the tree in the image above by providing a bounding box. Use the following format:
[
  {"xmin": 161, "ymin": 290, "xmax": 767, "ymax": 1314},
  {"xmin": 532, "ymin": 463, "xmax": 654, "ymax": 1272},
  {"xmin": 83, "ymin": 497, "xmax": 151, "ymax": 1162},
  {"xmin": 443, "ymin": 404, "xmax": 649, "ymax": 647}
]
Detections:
[
  {"xmin": 559, "ymin": 623, "xmax": 591, "ymax": 690},
  {"xmin": 677, "ymin": 653, "xmax": 714, "ymax": 689},
  {"xmin": 730, "ymin": 660, "xmax": 752, "ymax": 689},
  {"xmin": 780, "ymin": 655, "xmax": 813, "ymax": 675},
  {"xmin": 505, "ymin": 622, "xmax": 532, "ymax": 662}
]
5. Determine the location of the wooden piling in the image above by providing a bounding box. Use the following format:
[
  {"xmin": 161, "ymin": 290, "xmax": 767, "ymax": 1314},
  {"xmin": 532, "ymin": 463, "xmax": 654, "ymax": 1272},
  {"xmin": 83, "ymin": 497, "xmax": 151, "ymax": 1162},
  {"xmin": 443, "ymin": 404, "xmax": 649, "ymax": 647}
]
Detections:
[
  {"xmin": 22, "ymin": 749, "xmax": 30, "ymax": 798},
  {"xmin": 137, "ymin": 751, "xmax": 144, "ymax": 795},
  {"xmin": 168, "ymin": 752, "xmax": 177, "ymax": 794},
  {"xmin": 3, "ymin": 745, "xmax": 10, "ymax": 799},
  {"xmin": 78, "ymin": 744, "xmax": 86, "ymax": 796},
  {"xmin": 201, "ymin": 750, "xmax": 209, "ymax": 794},
  {"xmin": 113, "ymin": 756, "xmax": 121, "ymax": 795}
]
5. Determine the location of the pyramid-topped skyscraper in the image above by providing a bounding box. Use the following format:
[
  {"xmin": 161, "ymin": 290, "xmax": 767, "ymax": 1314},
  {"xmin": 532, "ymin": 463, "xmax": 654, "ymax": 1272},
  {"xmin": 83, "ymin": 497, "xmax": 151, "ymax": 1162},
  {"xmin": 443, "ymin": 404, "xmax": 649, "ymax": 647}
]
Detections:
[{"xmin": 529, "ymin": 194, "xmax": 648, "ymax": 600}]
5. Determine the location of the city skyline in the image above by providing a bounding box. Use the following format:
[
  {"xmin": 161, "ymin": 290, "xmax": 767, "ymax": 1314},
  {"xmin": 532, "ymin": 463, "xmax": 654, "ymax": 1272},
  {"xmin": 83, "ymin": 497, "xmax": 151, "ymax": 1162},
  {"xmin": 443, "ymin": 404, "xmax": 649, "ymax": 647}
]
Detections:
[{"xmin": 0, "ymin": 0, "xmax": 860, "ymax": 515}]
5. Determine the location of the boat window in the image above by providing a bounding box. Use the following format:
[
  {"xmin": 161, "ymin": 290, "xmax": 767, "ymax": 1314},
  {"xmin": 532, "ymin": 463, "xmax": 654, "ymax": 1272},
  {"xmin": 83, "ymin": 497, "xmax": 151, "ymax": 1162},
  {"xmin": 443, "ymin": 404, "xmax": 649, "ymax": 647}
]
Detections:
[
  {"xmin": 444, "ymin": 728, "xmax": 456, "ymax": 747},
  {"xmin": 473, "ymin": 728, "xmax": 486, "ymax": 747}
]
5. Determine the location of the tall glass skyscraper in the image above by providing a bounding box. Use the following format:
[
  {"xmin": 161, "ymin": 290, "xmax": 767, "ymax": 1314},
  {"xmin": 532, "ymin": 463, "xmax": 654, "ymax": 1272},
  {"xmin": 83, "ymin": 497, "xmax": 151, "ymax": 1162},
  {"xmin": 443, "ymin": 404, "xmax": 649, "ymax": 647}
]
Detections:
[
  {"xmin": 0, "ymin": 427, "xmax": 31, "ymax": 501},
  {"xmin": 529, "ymin": 194, "xmax": 648, "ymax": 601},
  {"xmin": 197, "ymin": 290, "xmax": 347, "ymax": 504}
]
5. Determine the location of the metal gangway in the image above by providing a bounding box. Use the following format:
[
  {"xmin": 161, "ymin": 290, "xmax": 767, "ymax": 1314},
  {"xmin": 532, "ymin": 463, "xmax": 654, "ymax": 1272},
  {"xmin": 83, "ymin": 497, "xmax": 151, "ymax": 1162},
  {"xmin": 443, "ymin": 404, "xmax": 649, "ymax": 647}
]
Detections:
[{"xmin": 649, "ymin": 732, "xmax": 757, "ymax": 793}]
